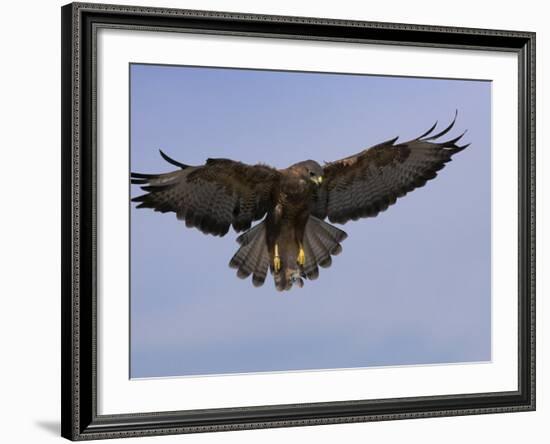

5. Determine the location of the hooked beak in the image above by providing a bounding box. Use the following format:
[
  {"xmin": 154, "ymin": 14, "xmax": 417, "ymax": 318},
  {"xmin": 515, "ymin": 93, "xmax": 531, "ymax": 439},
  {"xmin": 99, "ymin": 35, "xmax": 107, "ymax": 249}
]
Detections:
[{"xmin": 311, "ymin": 176, "xmax": 323, "ymax": 186}]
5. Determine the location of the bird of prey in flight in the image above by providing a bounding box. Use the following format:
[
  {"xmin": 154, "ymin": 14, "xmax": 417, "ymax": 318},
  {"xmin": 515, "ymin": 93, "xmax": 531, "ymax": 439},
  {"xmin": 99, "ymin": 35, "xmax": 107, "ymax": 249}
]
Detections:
[{"xmin": 131, "ymin": 114, "xmax": 468, "ymax": 291}]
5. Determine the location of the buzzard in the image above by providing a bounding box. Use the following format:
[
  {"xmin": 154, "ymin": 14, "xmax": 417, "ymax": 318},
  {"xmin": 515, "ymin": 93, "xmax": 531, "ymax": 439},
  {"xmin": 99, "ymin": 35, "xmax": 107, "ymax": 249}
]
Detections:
[{"xmin": 131, "ymin": 115, "xmax": 469, "ymax": 291}]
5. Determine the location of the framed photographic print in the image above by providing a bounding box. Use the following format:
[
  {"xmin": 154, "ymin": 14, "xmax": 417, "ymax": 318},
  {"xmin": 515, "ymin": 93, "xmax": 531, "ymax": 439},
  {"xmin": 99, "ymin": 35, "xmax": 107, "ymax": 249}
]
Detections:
[{"xmin": 61, "ymin": 2, "xmax": 536, "ymax": 440}]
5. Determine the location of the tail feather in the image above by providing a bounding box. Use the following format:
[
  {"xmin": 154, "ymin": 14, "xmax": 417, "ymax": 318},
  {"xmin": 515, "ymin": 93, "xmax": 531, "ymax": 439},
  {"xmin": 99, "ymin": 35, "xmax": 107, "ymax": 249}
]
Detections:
[
  {"xmin": 315, "ymin": 219, "xmax": 347, "ymax": 242},
  {"xmin": 229, "ymin": 221, "xmax": 270, "ymax": 286},
  {"xmin": 235, "ymin": 222, "xmax": 264, "ymax": 245},
  {"xmin": 302, "ymin": 239, "xmax": 319, "ymax": 280},
  {"xmin": 238, "ymin": 230, "xmax": 264, "ymax": 278},
  {"xmin": 246, "ymin": 230, "xmax": 268, "ymax": 283},
  {"xmin": 252, "ymin": 252, "xmax": 270, "ymax": 287},
  {"xmin": 303, "ymin": 216, "xmax": 347, "ymax": 271},
  {"xmin": 305, "ymin": 227, "xmax": 332, "ymax": 269}
]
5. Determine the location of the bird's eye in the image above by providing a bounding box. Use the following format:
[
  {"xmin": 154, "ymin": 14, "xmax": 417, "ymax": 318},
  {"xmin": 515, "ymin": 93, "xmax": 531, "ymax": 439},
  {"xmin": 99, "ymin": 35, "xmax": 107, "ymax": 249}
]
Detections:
[{"xmin": 309, "ymin": 171, "xmax": 316, "ymax": 177}]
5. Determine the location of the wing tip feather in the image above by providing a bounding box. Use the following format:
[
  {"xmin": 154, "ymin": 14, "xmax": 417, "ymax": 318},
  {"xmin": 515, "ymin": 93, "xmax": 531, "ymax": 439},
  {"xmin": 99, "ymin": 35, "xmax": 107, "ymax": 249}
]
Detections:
[
  {"xmin": 159, "ymin": 149, "xmax": 189, "ymax": 169},
  {"xmin": 420, "ymin": 111, "xmax": 458, "ymax": 141}
]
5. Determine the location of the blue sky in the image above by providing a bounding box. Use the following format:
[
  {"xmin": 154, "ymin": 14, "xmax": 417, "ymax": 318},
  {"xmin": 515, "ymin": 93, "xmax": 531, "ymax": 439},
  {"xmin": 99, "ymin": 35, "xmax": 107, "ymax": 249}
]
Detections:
[{"xmin": 130, "ymin": 63, "xmax": 491, "ymax": 378}]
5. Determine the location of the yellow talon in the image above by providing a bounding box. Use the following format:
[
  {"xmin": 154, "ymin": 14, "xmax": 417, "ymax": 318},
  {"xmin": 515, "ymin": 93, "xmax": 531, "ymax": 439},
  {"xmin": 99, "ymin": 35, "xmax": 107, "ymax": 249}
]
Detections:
[
  {"xmin": 274, "ymin": 244, "xmax": 281, "ymax": 272},
  {"xmin": 274, "ymin": 256, "xmax": 281, "ymax": 272},
  {"xmin": 297, "ymin": 245, "xmax": 305, "ymax": 266}
]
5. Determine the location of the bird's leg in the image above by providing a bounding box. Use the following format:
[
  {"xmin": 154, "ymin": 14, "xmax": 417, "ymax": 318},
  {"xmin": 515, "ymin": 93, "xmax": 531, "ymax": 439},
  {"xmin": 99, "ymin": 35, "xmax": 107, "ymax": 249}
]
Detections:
[
  {"xmin": 297, "ymin": 243, "xmax": 306, "ymax": 266},
  {"xmin": 273, "ymin": 244, "xmax": 281, "ymax": 272}
]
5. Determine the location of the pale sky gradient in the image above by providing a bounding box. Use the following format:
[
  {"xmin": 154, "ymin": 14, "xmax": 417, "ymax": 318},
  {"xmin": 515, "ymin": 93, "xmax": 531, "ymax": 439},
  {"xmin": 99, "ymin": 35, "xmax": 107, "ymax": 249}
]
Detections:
[{"xmin": 130, "ymin": 63, "xmax": 491, "ymax": 378}]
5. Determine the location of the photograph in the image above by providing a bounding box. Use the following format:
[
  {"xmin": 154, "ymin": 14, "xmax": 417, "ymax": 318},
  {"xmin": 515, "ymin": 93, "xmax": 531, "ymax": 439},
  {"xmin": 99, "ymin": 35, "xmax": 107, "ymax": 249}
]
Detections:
[
  {"xmin": 58, "ymin": 2, "xmax": 536, "ymax": 440},
  {"xmin": 129, "ymin": 64, "xmax": 492, "ymax": 379}
]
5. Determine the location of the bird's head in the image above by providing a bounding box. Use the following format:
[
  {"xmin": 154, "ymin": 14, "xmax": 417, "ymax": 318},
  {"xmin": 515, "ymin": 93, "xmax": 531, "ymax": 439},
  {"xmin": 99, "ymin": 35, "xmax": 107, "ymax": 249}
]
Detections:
[{"xmin": 289, "ymin": 160, "xmax": 324, "ymax": 186}]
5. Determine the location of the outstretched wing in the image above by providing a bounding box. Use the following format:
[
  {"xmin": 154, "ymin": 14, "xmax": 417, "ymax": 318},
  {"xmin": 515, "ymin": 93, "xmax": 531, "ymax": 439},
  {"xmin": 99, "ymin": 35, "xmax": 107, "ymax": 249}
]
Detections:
[
  {"xmin": 312, "ymin": 114, "xmax": 469, "ymax": 224},
  {"xmin": 131, "ymin": 151, "xmax": 280, "ymax": 236}
]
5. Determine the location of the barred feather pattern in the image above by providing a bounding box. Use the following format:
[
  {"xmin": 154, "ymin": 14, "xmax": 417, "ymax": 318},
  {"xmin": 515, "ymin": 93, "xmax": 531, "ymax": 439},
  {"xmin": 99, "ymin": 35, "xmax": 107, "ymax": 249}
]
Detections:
[
  {"xmin": 302, "ymin": 216, "xmax": 347, "ymax": 281},
  {"xmin": 313, "ymin": 115, "xmax": 469, "ymax": 224},
  {"xmin": 131, "ymin": 154, "xmax": 280, "ymax": 236},
  {"xmin": 228, "ymin": 222, "xmax": 270, "ymax": 287}
]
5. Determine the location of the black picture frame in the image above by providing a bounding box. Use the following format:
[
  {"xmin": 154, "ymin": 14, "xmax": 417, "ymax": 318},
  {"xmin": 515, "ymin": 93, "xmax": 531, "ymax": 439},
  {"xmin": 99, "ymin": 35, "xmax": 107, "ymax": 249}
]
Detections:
[{"xmin": 61, "ymin": 2, "xmax": 536, "ymax": 440}]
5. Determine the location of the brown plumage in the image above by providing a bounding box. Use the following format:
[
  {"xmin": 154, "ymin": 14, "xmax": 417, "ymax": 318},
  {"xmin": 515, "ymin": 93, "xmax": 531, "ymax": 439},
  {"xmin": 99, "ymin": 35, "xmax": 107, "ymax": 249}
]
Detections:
[{"xmin": 131, "ymin": 114, "xmax": 469, "ymax": 291}]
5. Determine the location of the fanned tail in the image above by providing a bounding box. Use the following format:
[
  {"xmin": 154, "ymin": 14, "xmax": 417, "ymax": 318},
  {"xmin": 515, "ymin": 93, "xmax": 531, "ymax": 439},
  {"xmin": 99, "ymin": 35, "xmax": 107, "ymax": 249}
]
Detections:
[{"xmin": 229, "ymin": 216, "xmax": 347, "ymax": 291}]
